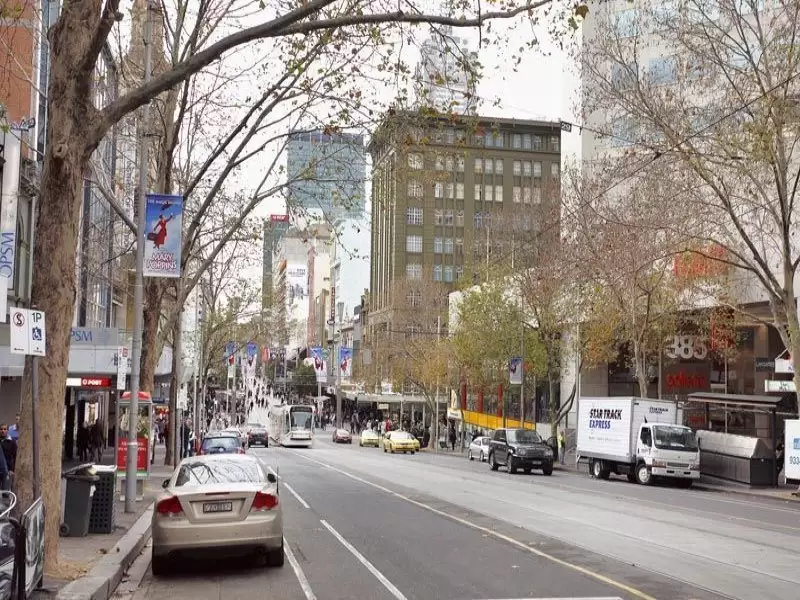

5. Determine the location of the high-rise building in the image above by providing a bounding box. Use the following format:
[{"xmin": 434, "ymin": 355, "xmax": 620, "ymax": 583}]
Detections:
[
  {"xmin": 414, "ymin": 25, "xmax": 479, "ymax": 115},
  {"xmin": 286, "ymin": 130, "xmax": 366, "ymax": 221},
  {"xmin": 262, "ymin": 214, "xmax": 290, "ymax": 311},
  {"xmin": 368, "ymin": 112, "xmax": 562, "ymax": 335}
]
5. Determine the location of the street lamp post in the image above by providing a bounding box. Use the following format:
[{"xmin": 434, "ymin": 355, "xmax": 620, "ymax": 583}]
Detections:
[{"xmin": 125, "ymin": 0, "xmax": 153, "ymax": 513}]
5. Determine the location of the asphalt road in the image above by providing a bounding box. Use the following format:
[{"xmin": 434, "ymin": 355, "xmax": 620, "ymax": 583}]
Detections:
[{"xmin": 128, "ymin": 430, "xmax": 800, "ymax": 600}]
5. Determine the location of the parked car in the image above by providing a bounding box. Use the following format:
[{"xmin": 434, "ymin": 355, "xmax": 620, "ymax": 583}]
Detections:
[
  {"xmin": 488, "ymin": 428, "xmax": 553, "ymax": 475},
  {"xmin": 468, "ymin": 436, "xmax": 492, "ymax": 462},
  {"xmin": 332, "ymin": 429, "xmax": 352, "ymax": 444},
  {"xmin": 382, "ymin": 431, "xmax": 419, "ymax": 454}
]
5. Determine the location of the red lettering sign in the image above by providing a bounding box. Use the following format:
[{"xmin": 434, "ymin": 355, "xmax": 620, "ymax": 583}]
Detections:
[
  {"xmin": 116, "ymin": 437, "xmax": 149, "ymax": 473},
  {"xmin": 666, "ymin": 371, "xmax": 707, "ymax": 391},
  {"xmin": 270, "ymin": 214, "xmax": 289, "ymax": 222},
  {"xmin": 81, "ymin": 377, "xmax": 112, "ymax": 387}
]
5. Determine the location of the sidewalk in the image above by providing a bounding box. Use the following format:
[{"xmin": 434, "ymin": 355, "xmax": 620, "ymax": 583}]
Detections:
[
  {"xmin": 33, "ymin": 444, "xmax": 175, "ymax": 599},
  {"xmin": 421, "ymin": 445, "xmax": 800, "ymax": 503}
]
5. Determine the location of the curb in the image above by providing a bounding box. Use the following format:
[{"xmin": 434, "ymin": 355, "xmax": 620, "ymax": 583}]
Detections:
[
  {"xmin": 56, "ymin": 503, "xmax": 154, "ymax": 600},
  {"xmin": 691, "ymin": 482, "xmax": 800, "ymax": 503}
]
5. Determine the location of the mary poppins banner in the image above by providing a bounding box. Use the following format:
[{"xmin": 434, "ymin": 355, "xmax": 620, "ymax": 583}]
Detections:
[{"xmin": 143, "ymin": 193, "xmax": 183, "ymax": 278}]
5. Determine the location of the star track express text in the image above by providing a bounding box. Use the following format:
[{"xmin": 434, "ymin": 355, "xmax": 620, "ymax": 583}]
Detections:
[{"xmin": 589, "ymin": 408, "xmax": 623, "ymax": 429}]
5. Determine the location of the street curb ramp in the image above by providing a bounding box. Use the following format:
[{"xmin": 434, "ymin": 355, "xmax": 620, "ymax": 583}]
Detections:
[{"xmin": 56, "ymin": 503, "xmax": 154, "ymax": 600}]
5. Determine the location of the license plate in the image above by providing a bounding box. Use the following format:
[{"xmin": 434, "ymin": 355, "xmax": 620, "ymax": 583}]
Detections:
[{"xmin": 203, "ymin": 501, "xmax": 233, "ymax": 513}]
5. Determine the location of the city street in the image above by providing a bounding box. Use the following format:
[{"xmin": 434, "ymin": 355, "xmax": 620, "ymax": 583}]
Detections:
[{"xmin": 127, "ymin": 434, "xmax": 800, "ymax": 600}]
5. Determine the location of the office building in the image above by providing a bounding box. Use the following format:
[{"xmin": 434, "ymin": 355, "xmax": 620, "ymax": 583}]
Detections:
[
  {"xmin": 414, "ymin": 25, "xmax": 479, "ymax": 115},
  {"xmin": 262, "ymin": 214, "xmax": 290, "ymax": 311},
  {"xmin": 286, "ymin": 130, "xmax": 366, "ymax": 221}
]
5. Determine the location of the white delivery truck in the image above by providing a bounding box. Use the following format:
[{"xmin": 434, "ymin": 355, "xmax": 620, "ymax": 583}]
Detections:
[{"xmin": 576, "ymin": 397, "xmax": 700, "ymax": 486}]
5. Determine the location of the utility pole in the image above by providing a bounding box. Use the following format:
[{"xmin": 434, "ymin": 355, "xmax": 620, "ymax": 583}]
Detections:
[
  {"xmin": 126, "ymin": 0, "xmax": 153, "ymax": 514},
  {"xmin": 520, "ymin": 319, "xmax": 525, "ymax": 426},
  {"xmin": 193, "ymin": 291, "xmax": 200, "ymax": 440},
  {"xmin": 434, "ymin": 315, "xmax": 441, "ymax": 453}
]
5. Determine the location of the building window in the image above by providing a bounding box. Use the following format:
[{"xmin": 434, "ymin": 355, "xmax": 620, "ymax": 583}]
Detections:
[
  {"xmin": 435, "ymin": 155, "xmax": 445, "ymax": 170},
  {"xmin": 406, "ymin": 263, "xmax": 422, "ymax": 280},
  {"xmin": 434, "ymin": 182, "xmax": 444, "ymax": 198},
  {"xmin": 611, "ymin": 117, "xmax": 636, "ymax": 147},
  {"xmin": 485, "ymin": 159, "xmax": 493, "ymax": 174},
  {"xmin": 648, "ymin": 56, "xmax": 677, "ymax": 85},
  {"xmin": 456, "ymin": 266, "xmax": 464, "ymax": 280},
  {"xmin": 523, "ymin": 187, "xmax": 531, "ymax": 204},
  {"xmin": 445, "ymin": 128, "xmax": 456, "ymax": 144},
  {"xmin": 512, "ymin": 134, "xmax": 522, "ymax": 149},
  {"xmin": 513, "ymin": 186, "xmax": 522, "ymax": 203},
  {"xmin": 495, "ymin": 185, "xmax": 503, "ymax": 202},
  {"xmin": 523, "ymin": 161, "xmax": 532, "ymax": 177},
  {"xmin": 532, "ymin": 187, "xmax": 542, "ymax": 204},
  {"xmin": 443, "ymin": 266, "xmax": 454, "ymax": 282},
  {"xmin": 615, "ymin": 8, "xmax": 639, "ymax": 38},
  {"xmin": 495, "ymin": 159, "xmax": 504, "ymax": 174},
  {"xmin": 474, "ymin": 211, "xmax": 484, "ymax": 228},
  {"xmin": 434, "ymin": 209, "xmax": 444, "ymax": 225},
  {"xmin": 406, "ymin": 207, "xmax": 423, "ymax": 225},
  {"xmin": 456, "ymin": 211, "xmax": 465, "ymax": 226},
  {"xmin": 408, "ymin": 180, "xmax": 423, "ymax": 197},
  {"xmin": 434, "ymin": 237, "xmax": 443, "ymax": 253},
  {"xmin": 523, "ymin": 134, "xmax": 532, "ymax": 149},
  {"xmin": 551, "ymin": 162, "xmax": 560, "ymax": 177},
  {"xmin": 456, "ymin": 182, "xmax": 464, "ymax": 199},
  {"xmin": 456, "ymin": 156, "xmax": 465, "ymax": 172},
  {"xmin": 407, "ymin": 290, "xmax": 422, "ymax": 307},
  {"xmin": 446, "ymin": 182, "xmax": 454, "ymax": 199},
  {"xmin": 406, "ymin": 235, "xmax": 423, "ymax": 253},
  {"xmin": 484, "ymin": 185, "xmax": 493, "ymax": 202},
  {"xmin": 474, "ymin": 158, "xmax": 483, "ymax": 173},
  {"xmin": 533, "ymin": 162, "xmax": 542, "ymax": 178},
  {"xmin": 444, "ymin": 209, "xmax": 454, "ymax": 226},
  {"xmin": 408, "ymin": 153, "xmax": 424, "ymax": 169},
  {"xmin": 486, "ymin": 132, "xmax": 504, "ymax": 148},
  {"xmin": 550, "ymin": 136, "xmax": 560, "ymax": 152},
  {"xmin": 474, "ymin": 184, "xmax": 483, "ymax": 200},
  {"xmin": 444, "ymin": 238, "xmax": 454, "ymax": 254},
  {"xmin": 433, "ymin": 265, "xmax": 443, "ymax": 281},
  {"xmin": 445, "ymin": 155, "xmax": 454, "ymax": 171},
  {"xmin": 513, "ymin": 160, "xmax": 522, "ymax": 176},
  {"xmin": 455, "ymin": 237, "xmax": 464, "ymax": 254},
  {"xmin": 532, "ymin": 136, "xmax": 544, "ymax": 151}
]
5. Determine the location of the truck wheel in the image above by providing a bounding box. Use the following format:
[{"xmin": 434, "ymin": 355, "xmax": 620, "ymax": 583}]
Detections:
[
  {"xmin": 591, "ymin": 459, "xmax": 610, "ymax": 480},
  {"xmin": 635, "ymin": 463, "xmax": 652, "ymax": 485}
]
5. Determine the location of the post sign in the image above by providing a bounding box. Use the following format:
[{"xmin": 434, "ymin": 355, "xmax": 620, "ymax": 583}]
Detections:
[
  {"xmin": 117, "ymin": 346, "xmax": 129, "ymax": 390},
  {"xmin": 784, "ymin": 419, "xmax": 800, "ymax": 482},
  {"xmin": 9, "ymin": 308, "xmax": 46, "ymax": 356}
]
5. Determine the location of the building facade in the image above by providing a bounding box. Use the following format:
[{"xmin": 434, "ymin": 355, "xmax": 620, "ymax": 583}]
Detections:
[
  {"xmin": 368, "ymin": 112, "xmax": 562, "ymax": 335},
  {"xmin": 286, "ymin": 130, "xmax": 367, "ymax": 222},
  {"xmin": 261, "ymin": 214, "xmax": 289, "ymax": 311},
  {"xmin": 414, "ymin": 25, "xmax": 478, "ymax": 115}
]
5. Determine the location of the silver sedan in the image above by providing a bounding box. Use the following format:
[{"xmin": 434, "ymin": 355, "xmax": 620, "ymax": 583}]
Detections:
[
  {"xmin": 468, "ymin": 436, "xmax": 492, "ymax": 462},
  {"xmin": 151, "ymin": 454, "xmax": 283, "ymax": 575}
]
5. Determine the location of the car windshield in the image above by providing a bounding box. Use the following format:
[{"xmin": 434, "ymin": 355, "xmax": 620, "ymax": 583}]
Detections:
[
  {"xmin": 507, "ymin": 429, "xmax": 542, "ymax": 444},
  {"xmin": 392, "ymin": 432, "xmax": 413, "ymax": 440},
  {"xmin": 652, "ymin": 425, "xmax": 698, "ymax": 451},
  {"xmin": 174, "ymin": 459, "xmax": 263, "ymax": 487},
  {"xmin": 201, "ymin": 436, "xmax": 240, "ymax": 452},
  {"xmin": 290, "ymin": 409, "xmax": 313, "ymax": 430}
]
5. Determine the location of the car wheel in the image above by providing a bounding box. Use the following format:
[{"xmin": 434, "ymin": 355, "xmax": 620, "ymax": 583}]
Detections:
[
  {"xmin": 508, "ymin": 455, "xmax": 517, "ymax": 474},
  {"xmin": 151, "ymin": 555, "xmax": 169, "ymax": 576},
  {"xmin": 480, "ymin": 450, "xmax": 485, "ymax": 462},
  {"xmin": 523, "ymin": 468, "xmax": 531, "ymax": 474},
  {"xmin": 542, "ymin": 464, "xmax": 553, "ymax": 476},
  {"xmin": 266, "ymin": 543, "xmax": 285, "ymax": 568},
  {"xmin": 468, "ymin": 450, "xmax": 473, "ymax": 461},
  {"xmin": 489, "ymin": 452, "xmax": 499, "ymax": 471}
]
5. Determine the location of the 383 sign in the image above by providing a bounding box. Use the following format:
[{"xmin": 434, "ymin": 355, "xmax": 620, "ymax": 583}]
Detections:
[{"xmin": 665, "ymin": 335, "xmax": 708, "ymax": 361}]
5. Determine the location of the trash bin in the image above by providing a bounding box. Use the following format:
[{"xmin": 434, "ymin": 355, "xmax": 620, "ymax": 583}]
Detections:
[
  {"xmin": 89, "ymin": 465, "xmax": 117, "ymax": 534},
  {"xmin": 61, "ymin": 465, "xmax": 99, "ymax": 538}
]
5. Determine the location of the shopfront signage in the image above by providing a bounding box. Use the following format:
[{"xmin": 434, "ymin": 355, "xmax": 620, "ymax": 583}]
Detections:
[
  {"xmin": 765, "ymin": 379, "xmax": 796, "ymax": 393},
  {"xmin": 664, "ymin": 335, "xmax": 708, "ymax": 361},
  {"xmin": 81, "ymin": 377, "xmax": 112, "ymax": 388},
  {"xmin": 755, "ymin": 357, "xmax": 775, "ymax": 372}
]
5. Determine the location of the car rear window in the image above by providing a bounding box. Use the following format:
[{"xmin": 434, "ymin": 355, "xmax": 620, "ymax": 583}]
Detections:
[
  {"xmin": 174, "ymin": 459, "xmax": 264, "ymax": 487},
  {"xmin": 201, "ymin": 436, "xmax": 240, "ymax": 452}
]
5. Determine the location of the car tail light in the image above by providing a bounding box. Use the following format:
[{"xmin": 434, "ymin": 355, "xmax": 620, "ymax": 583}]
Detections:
[
  {"xmin": 250, "ymin": 492, "xmax": 278, "ymax": 512},
  {"xmin": 156, "ymin": 496, "xmax": 183, "ymax": 517}
]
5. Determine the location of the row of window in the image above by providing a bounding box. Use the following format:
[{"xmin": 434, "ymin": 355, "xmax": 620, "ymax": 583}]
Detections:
[
  {"xmin": 402, "ymin": 126, "xmax": 561, "ymax": 152},
  {"xmin": 406, "ymin": 235, "xmax": 464, "ymax": 254},
  {"xmin": 406, "ymin": 208, "xmax": 466, "ymax": 226},
  {"xmin": 406, "ymin": 263, "xmax": 463, "ymax": 282},
  {"xmin": 408, "ymin": 143, "xmax": 560, "ymax": 171},
  {"xmin": 615, "ymin": 1, "xmax": 764, "ymax": 39},
  {"xmin": 407, "ymin": 182, "xmax": 549, "ymax": 204},
  {"xmin": 412, "ymin": 154, "xmax": 560, "ymax": 178}
]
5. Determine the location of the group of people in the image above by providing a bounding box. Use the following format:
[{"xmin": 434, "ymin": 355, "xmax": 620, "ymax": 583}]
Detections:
[{"xmin": 76, "ymin": 419, "xmax": 105, "ymax": 463}]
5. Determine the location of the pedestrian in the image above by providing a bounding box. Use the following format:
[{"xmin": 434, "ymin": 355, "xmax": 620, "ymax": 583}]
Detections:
[
  {"xmin": 8, "ymin": 414, "xmax": 19, "ymax": 442},
  {"xmin": 558, "ymin": 429, "xmax": 566, "ymax": 465},
  {"xmin": 0, "ymin": 424, "xmax": 17, "ymax": 490},
  {"xmin": 449, "ymin": 426, "xmax": 456, "ymax": 451}
]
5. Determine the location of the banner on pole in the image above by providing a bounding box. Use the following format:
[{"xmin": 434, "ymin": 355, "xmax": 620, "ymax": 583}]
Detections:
[
  {"xmin": 339, "ymin": 347, "xmax": 353, "ymax": 381},
  {"xmin": 509, "ymin": 357, "xmax": 523, "ymax": 385},
  {"xmin": 310, "ymin": 346, "xmax": 327, "ymax": 384},
  {"xmin": 143, "ymin": 193, "xmax": 183, "ymax": 278}
]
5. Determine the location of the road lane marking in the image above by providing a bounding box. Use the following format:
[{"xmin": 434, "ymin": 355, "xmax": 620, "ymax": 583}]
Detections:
[
  {"xmin": 283, "ymin": 482, "xmax": 311, "ymax": 509},
  {"xmin": 292, "ymin": 452, "xmax": 655, "ymax": 600},
  {"xmin": 285, "ymin": 536, "xmax": 317, "ymax": 600},
  {"xmin": 319, "ymin": 519, "xmax": 408, "ymax": 600}
]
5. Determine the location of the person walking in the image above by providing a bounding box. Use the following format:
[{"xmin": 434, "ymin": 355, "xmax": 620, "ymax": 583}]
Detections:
[{"xmin": 558, "ymin": 429, "xmax": 566, "ymax": 465}]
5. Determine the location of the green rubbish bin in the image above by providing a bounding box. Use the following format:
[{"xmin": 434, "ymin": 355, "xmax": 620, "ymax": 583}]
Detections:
[{"xmin": 61, "ymin": 466, "xmax": 99, "ymax": 538}]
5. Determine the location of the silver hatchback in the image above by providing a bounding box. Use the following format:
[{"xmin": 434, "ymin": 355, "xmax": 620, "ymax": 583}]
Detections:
[{"xmin": 151, "ymin": 454, "xmax": 283, "ymax": 575}]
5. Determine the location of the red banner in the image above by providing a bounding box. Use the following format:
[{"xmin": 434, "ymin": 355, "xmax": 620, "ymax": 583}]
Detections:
[{"xmin": 116, "ymin": 437, "xmax": 149, "ymax": 473}]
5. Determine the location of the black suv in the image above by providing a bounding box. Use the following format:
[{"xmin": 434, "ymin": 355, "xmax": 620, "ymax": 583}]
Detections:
[{"xmin": 488, "ymin": 428, "xmax": 554, "ymax": 475}]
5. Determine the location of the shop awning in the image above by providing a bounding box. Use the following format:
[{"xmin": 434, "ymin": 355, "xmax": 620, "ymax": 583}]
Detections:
[{"xmin": 687, "ymin": 392, "xmax": 781, "ymax": 410}]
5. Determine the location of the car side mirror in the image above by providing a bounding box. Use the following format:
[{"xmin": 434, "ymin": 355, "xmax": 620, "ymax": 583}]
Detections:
[
  {"xmin": 161, "ymin": 478, "xmax": 170, "ymax": 489},
  {"xmin": 267, "ymin": 472, "xmax": 277, "ymax": 484}
]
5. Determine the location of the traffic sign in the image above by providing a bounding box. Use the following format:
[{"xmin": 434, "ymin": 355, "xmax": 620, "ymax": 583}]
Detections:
[{"xmin": 9, "ymin": 308, "xmax": 46, "ymax": 356}]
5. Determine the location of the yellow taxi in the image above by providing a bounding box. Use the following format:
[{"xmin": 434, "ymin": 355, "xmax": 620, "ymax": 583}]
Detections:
[{"xmin": 382, "ymin": 431, "xmax": 419, "ymax": 454}]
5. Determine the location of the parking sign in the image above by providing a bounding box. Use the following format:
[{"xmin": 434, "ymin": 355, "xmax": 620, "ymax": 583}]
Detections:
[{"xmin": 9, "ymin": 308, "xmax": 46, "ymax": 356}]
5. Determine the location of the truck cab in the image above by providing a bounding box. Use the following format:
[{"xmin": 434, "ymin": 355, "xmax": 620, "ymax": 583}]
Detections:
[{"xmin": 635, "ymin": 423, "xmax": 700, "ymax": 486}]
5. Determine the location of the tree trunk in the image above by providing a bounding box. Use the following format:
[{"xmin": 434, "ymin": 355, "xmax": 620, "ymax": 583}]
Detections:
[
  {"xmin": 16, "ymin": 101, "xmax": 96, "ymax": 571},
  {"xmin": 548, "ymin": 373, "xmax": 557, "ymax": 434},
  {"xmin": 140, "ymin": 278, "xmax": 164, "ymax": 393},
  {"xmin": 633, "ymin": 342, "xmax": 650, "ymax": 399}
]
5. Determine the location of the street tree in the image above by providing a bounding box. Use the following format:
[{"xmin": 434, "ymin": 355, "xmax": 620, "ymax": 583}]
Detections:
[{"xmin": 579, "ymin": 0, "xmax": 800, "ymax": 394}]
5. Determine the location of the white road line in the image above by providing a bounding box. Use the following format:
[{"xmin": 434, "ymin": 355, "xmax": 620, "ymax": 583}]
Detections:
[
  {"xmin": 283, "ymin": 482, "xmax": 311, "ymax": 509},
  {"xmin": 320, "ymin": 519, "xmax": 408, "ymax": 600},
  {"xmin": 284, "ymin": 537, "xmax": 317, "ymax": 600},
  {"xmin": 291, "ymin": 452, "xmax": 655, "ymax": 600}
]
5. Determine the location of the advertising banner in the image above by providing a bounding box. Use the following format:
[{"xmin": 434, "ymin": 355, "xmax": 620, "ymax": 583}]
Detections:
[
  {"xmin": 143, "ymin": 193, "xmax": 183, "ymax": 278},
  {"xmin": 116, "ymin": 437, "xmax": 149, "ymax": 476},
  {"xmin": 311, "ymin": 346, "xmax": 327, "ymax": 384},
  {"xmin": 0, "ymin": 132, "xmax": 21, "ymax": 285},
  {"xmin": 784, "ymin": 419, "xmax": 800, "ymax": 482},
  {"xmin": 509, "ymin": 357, "xmax": 523, "ymax": 385},
  {"xmin": 225, "ymin": 341, "xmax": 235, "ymax": 358},
  {"xmin": 339, "ymin": 347, "xmax": 353, "ymax": 380},
  {"xmin": 286, "ymin": 264, "xmax": 307, "ymax": 306}
]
